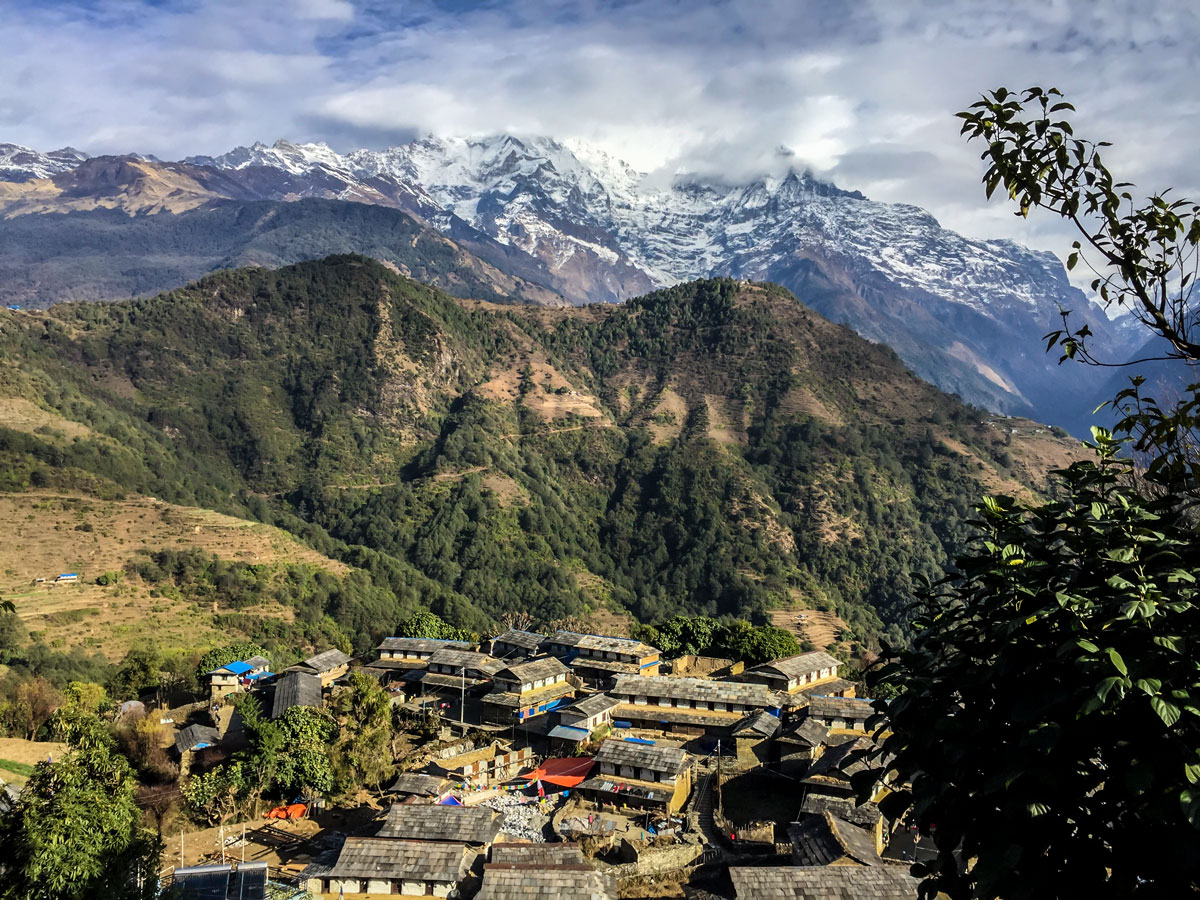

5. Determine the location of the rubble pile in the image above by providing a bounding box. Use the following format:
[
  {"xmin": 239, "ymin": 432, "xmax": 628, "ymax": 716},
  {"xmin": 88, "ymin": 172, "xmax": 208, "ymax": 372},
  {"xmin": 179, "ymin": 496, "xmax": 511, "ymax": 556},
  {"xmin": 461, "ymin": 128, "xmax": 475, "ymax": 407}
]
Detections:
[{"xmin": 478, "ymin": 791, "xmax": 551, "ymax": 842}]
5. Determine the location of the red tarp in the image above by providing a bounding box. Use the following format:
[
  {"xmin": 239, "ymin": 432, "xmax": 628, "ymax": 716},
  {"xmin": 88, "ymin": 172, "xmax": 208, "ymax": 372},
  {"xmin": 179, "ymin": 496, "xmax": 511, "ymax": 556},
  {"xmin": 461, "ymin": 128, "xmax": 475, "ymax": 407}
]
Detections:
[{"xmin": 521, "ymin": 756, "xmax": 595, "ymax": 788}]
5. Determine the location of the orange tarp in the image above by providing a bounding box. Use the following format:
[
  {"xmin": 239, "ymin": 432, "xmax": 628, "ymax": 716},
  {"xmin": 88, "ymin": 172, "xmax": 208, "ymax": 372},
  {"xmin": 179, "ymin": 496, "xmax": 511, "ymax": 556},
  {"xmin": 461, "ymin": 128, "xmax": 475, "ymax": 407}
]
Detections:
[
  {"xmin": 521, "ymin": 756, "xmax": 595, "ymax": 788},
  {"xmin": 265, "ymin": 803, "xmax": 307, "ymax": 819}
]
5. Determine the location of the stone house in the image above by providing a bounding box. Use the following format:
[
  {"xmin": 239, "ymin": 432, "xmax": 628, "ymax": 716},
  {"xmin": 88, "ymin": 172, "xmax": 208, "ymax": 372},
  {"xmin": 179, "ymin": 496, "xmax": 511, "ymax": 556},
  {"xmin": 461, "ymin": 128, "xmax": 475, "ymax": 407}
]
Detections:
[{"xmin": 577, "ymin": 738, "xmax": 693, "ymax": 813}]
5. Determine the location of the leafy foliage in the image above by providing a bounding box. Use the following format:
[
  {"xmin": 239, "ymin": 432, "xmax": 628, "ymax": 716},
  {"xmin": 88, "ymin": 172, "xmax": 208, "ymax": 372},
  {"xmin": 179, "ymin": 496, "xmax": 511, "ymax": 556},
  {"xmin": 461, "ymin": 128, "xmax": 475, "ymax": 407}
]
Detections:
[
  {"xmin": 860, "ymin": 87, "xmax": 1200, "ymax": 900},
  {"xmin": 0, "ymin": 711, "xmax": 160, "ymax": 900}
]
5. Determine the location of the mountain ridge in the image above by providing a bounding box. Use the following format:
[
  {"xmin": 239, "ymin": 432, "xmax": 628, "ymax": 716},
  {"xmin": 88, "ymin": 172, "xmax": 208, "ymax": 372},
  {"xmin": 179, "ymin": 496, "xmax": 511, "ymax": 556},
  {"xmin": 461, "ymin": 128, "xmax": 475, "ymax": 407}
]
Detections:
[{"xmin": 0, "ymin": 136, "xmax": 1135, "ymax": 430}]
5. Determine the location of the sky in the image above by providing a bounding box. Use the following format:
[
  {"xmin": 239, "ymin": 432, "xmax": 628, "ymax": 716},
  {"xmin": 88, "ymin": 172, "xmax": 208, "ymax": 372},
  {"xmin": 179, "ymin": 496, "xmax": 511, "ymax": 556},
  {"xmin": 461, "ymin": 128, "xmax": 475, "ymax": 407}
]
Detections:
[{"xmin": 2, "ymin": 0, "xmax": 1198, "ymax": 281}]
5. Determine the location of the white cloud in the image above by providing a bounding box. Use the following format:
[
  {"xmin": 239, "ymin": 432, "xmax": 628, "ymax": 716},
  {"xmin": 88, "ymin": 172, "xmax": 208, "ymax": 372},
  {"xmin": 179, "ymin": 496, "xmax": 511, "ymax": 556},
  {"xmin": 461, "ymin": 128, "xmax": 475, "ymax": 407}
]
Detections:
[{"xmin": 1, "ymin": 0, "xmax": 1198, "ymax": 289}]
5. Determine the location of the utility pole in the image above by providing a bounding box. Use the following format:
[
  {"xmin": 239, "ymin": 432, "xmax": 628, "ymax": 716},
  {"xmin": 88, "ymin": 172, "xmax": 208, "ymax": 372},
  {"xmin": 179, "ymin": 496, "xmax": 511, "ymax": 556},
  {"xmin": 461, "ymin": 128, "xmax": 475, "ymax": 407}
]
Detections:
[
  {"xmin": 460, "ymin": 666, "xmax": 466, "ymax": 727},
  {"xmin": 716, "ymin": 740, "xmax": 723, "ymax": 818}
]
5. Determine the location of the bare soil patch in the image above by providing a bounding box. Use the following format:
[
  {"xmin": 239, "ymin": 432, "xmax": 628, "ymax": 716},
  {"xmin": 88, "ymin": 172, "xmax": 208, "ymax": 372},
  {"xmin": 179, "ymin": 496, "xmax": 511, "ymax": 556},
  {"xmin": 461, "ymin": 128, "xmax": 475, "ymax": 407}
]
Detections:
[{"xmin": 0, "ymin": 398, "xmax": 98, "ymax": 442}]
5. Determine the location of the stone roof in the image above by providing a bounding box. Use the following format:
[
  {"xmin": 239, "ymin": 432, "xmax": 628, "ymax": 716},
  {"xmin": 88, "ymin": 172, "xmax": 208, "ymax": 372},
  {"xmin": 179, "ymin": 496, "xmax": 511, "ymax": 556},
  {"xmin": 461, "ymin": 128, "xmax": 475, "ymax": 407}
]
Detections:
[
  {"xmin": 789, "ymin": 811, "xmax": 881, "ymax": 866},
  {"xmin": 561, "ymin": 693, "xmax": 620, "ymax": 718},
  {"xmin": 499, "ymin": 656, "xmax": 571, "ymax": 683},
  {"xmin": 594, "ymin": 738, "xmax": 688, "ymax": 775},
  {"xmin": 427, "ymin": 648, "xmax": 505, "ymax": 675},
  {"xmin": 386, "ymin": 773, "xmax": 451, "ymax": 796},
  {"xmin": 794, "ymin": 678, "xmax": 858, "ymax": 701},
  {"xmin": 175, "ymin": 724, "xmax": 221, "ymax": 754},
  {"xmin": 610, "ymin": 675, "xmax": 778, "ymax": 708},
  {"xmin": 378, "ymin": 803, "xmax": 502, "ymax": 845},
  {"xmin": 302, "ymin": 648, "xmax": 352, "ymax": 673},
  {"xmin": 271, "ymin": 671, "xmax": 322, "ymax": 719},
  {"xmin": 779, "ymin": 719, "xmax": 829, "ymax": 748},
  {"xmin": 805, "ymin": 737, "xmax": 872, "ymax": 782},
  {"xmin": 490, "ymin": 843, "xmax": 587, "ymax": 866},
  {"xmin": 482, "ymin": 680, "xmax": 576, "ymax": 708},
  {"xmin": 328, "ymin": 837, "xmax": 468, "ymax": 883},
  {"xmin": 569, "ymin": 658, "xmax": 641, "ymax": 675},
  {"xmin": 476, "ymin": 865, "xmax": 618, "ymax": 900},
  {"xmin": 753, "ymin": 651, "xmax": 842, "ymax": 680},
  {"xmin": 732, "ymin": 710, "xmax": 781, "ymax": 739},
  {"xmin": 809, "ymin": 695, "xmax": 878, "ymax": 722},
  {"xmin": 799, "ymin": 794, "xmax": 883, "ymax": 828},
  {"xmin": 377, "ymin": 637, "xmax": 471, "ymax": 655},
  {"xmin": 490, "ymin": 629, "xmax": 546, "ymax": 653},
  {"xmin": 545, "ymin": 631, "xmax": 658, "ymax": 657},
  {"xmin": 244, "ymin": 655, "xmax": 271, "ymax": 669},
  {"xmin": 729, "ymin": 866, "xmax": 917, "ymax": 899}
]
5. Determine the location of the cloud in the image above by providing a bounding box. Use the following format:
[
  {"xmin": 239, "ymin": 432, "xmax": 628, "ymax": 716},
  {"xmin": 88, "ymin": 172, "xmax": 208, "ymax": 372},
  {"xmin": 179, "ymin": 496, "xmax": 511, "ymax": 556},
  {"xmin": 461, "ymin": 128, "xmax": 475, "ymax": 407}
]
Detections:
[{"xmin": 1, "ymin": 0, "xmax": 1198, "ymax": 290}]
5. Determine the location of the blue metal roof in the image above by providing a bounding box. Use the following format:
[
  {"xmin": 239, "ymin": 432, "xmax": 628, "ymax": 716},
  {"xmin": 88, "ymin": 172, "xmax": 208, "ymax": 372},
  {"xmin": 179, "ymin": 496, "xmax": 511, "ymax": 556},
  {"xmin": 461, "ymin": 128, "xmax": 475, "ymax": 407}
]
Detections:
[{"xmin": 211, "ymin": 660, "xmax": 254, "ymax": 676}]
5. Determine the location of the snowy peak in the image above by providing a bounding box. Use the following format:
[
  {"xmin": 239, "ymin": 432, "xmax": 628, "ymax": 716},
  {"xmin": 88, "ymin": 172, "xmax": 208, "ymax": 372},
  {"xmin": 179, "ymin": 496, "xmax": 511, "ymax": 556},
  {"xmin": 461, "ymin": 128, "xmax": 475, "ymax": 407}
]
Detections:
[{"xmin": 0, "ymin": 143, "xmax": 90, "ymax": 182}]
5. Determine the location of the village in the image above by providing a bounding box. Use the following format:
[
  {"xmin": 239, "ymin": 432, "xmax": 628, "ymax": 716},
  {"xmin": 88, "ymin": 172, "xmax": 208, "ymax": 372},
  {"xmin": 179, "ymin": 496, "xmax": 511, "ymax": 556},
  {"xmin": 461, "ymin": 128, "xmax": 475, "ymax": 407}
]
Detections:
[{"xmin": 158, "ymin": 626, "xmax": 929, "ymax": 900}]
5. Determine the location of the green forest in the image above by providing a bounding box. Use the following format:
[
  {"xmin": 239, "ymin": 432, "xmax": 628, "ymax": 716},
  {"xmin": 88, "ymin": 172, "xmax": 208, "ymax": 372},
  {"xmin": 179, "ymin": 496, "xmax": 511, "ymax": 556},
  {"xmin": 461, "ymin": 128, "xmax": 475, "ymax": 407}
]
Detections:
[{"xmin": 0, "ymin": 257, "xmax": 1068, "ymax": 685}]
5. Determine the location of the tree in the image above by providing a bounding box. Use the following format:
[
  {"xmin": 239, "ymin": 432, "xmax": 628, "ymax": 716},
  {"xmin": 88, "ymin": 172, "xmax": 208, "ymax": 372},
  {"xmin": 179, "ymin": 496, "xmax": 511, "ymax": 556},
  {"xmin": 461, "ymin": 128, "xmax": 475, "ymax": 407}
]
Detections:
[
  {"xmin": 395, "ymin": 609, "xmax": 471, "ymax": 642},
  {"xmin": 0, "ymin": 710, "xmax": 160, "ymax": 900},
  {"xmin": 276, "ymin": 705, "xmax": 337, "ymax": 799},
  {"xmin": 330, "ymin": 672, "xmax": 394, "ymax": 794},
  {"xmin": 2, "ymin": 677, "xmax": 61, "ymax": 740},
  {"xmin": 860, "ymin": 88, "xmax": 1200, "ymax": 899},
  {"xmin": 181, "ymin": 765, "xmax": 245, "ymax": 827},
  {"xmin": 108, "ymin": 647, "xmax": 161, "ymax": 702}
]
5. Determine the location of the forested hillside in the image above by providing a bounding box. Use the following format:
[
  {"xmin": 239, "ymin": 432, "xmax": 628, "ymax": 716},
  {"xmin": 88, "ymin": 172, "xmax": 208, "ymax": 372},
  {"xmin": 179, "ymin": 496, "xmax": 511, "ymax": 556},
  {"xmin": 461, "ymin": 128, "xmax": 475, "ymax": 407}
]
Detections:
[{"xmin": 0, "ymin": 256, "xmax": 1079, "ymax": 675}]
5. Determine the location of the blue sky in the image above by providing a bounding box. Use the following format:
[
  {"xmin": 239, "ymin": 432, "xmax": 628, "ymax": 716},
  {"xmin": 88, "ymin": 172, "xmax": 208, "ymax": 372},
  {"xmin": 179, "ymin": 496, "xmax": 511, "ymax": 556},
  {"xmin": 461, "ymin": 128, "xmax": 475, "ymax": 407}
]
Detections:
[{"xmin": 2, "ymin": 0, "xmax": 1198, "ymax": 273}]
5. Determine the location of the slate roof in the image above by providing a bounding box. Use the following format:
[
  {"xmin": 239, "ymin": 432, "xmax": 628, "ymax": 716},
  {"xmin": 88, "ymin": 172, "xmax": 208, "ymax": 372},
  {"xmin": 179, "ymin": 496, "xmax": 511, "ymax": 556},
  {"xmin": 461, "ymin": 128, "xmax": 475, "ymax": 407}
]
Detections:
[
  {"xmin": 561, "ymin": 693, "xmax": 620, "ymax": 718},
  {"xmin": 302, "ymin": 649, "xmax": 352, "ymax": 673},
  {"xmin": 789, "ymin": 811, "xmax": 881, "ymax": 866},
  {"xmin": 545, "ymin": 631, "xmax": 658, "ymax": 657},
  {"xmin": 175, "ymin": 724, "xmax": 221, "ymax": 754},
  {"xmin": 809, "ymin": 695, "xmax": 878, "ymax": 722},
  {"xmin": 778, "ymin": 719, "xmax": 830, "ymax": 748},
  {"xmin": 728, "ymin": 865, "xmax": 917, "ymax": 899},
  {"xmin": 378, "ymin": 803, "xmax": 502, "ymax": 844},
  {"xmin": 490, "ymin": 628, "xmax": 546, "ymax": 653},
  {"xmin": 271, "ymin": 671, "xmax": 322, "ymax": 719},
  {"xmin": 594, "ymin": 738, "xmax": 688, "ymax": 775},
  {"xmin": 387, "ymin": 772, "xmax": 451, "ymax": 796},
  {"xmin": 794, "ymin": 678, "xmax": 858, "ymax": 700},
  {"xmin": 799, "ymin": 794, "xmax": 883, "ymax": 828},
  {"xmin": 244, "ymin": 655, "xmax": 271, "ymax": 670},
  {"xmin": 377, "ymin": 637, "xmax": 471, "ymax": 655},
  {"xmin": 805, "ymin": 737, "xmax": 872, "ymax": 782},
  {"xmin": 490, "ymin": 843, "xmax": 587, "ymax": 866},
  {"xmin": 610, "ymin": 675, "xmax": 777, "ymax": 708},
  {"xmin": 752, "ymin": 651, "xmax": 842, "ymax": 680},
  {"xmin": 476, "ymin": 866, "xmax": 618, "ymax": 900},
  {"xmin": 498, "ymin": 656, "xmax": 571, "ymax": 683},
  {"xmin": 732, "ymin": 710, "xmax": 781, "ymax": 739},
  {"xmin": 328, "ymin": 837, "xmax": 469, "ymax": 883},
  {"xmin": 427, "ymin": 648, "xmax": 505, "ymax": 675},
  {"xmin": 482, "ymin": 680, "xmax": 576, "ymax": 708}
]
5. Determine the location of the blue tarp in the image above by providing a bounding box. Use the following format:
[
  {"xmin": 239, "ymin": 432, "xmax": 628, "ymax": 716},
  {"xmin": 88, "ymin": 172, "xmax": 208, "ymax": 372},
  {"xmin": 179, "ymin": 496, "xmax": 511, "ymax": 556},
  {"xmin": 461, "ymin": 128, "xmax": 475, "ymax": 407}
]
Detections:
[
  {"xmin": 623, "ymin": 736, "xmax": 655, "ymax": 745},
  {"xmin": 211, "ymin": 660, "xmax": 254, "ymax": 676},
  {"xmin": 438, "ymin": 795, "xmax": 463, "ymax": 806}
]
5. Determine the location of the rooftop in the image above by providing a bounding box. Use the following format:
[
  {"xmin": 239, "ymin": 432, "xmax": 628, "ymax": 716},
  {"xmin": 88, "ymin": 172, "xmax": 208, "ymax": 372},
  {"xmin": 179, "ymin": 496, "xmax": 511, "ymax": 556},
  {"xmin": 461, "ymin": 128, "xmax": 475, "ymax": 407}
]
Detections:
[
  {"xmin": 498, "ymin": 656, "xmax": 572, "ymax": 683},
  {"xmin": 427, "ymin": 647, "xmax": 505, "ymax": 675},
  {"xmin": 610, "ymin": 675, "xmax": 778, "ymax": 708},
  {"xmin": 482, "ymin": 680, "xmax": 576, "ymax": 708},
  {"xmin": 778, "ymin": 718, "xmax": 829, "ymax": 748},
  {"xmin": 805, "ymin": 737, "xmax": 872, "ymax": 782},
  {"xmin": 377, "ymin": 637, "xmax": 472, "ymax": 655},
  {"xmin": 271, "ymin": 671, "xmax": 322, "ymax": 719},
  {"xmin": 175, "ymin": 724, "xmax": 221, "ymax": 754},
  {"xmin": 489, "ymin": 843, "xmax": 587, "ymax": 866},
  {"xmin": 328, "ymin": 837, "xmax": 468, "ymax": 883},
  {"xmin": 732, "ymin": 710, "xmax": 781, "ymax": 739},
  {"xmin": 752, "ymin": 651, "xmax": 842, "ymax": 681},
  {"xmin": 378, "ymin": 803, "xmax": 502, "ymax": 844},
  {"xmin": 594, "ymin": 738, "xmax": 688, "ymax": 774},
  {"xmin": 809, "ymin": 695, "xmax": 879, "ymax": 721},
  {"xmin": 476, "ymin": 865, "xmax": 617, "ymax": 900},
  {"xmin": 728, "ymin": 865, "xmax": 917, "ymax": 899},
  {"xmin": 799, "ymin": 794, "xmax": 882, "ymax": 828},
  {"xmin": 210, "ymin": 660, "xmax": 253, "ymax": 677},
  {"xmin": 789, "ymin": 810, "xmax": 881, "ymax": 866},
  {"xmin": 302, "ymin": 648, "xmax": 352, "ymax": 673},
  {"xmin": 490, "ymin": 628, "xmax": 546, "ymax": 653},
  {"xmin": 561, "ymin": 693, "xmax": 621, "ymax": 718},
  {"xmin": 546, "ymin": 631, "xmax": 658, "ymax": 657}
]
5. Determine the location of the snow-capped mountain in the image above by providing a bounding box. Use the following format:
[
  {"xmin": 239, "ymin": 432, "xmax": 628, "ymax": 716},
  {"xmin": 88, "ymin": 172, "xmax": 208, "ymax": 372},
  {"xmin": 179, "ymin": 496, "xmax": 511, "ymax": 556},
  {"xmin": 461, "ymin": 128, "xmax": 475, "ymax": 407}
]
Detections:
[
  {"xmin": 179, "ymin": 135, "xmax": 1125, "ymax": 420},
  {"xmin": 0, "ymin": 143, "xmax": 89, "ymax": 182},
  {"xmin": 0, "ymin": 134, "xmax": 1133, "ymax": 425}
]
